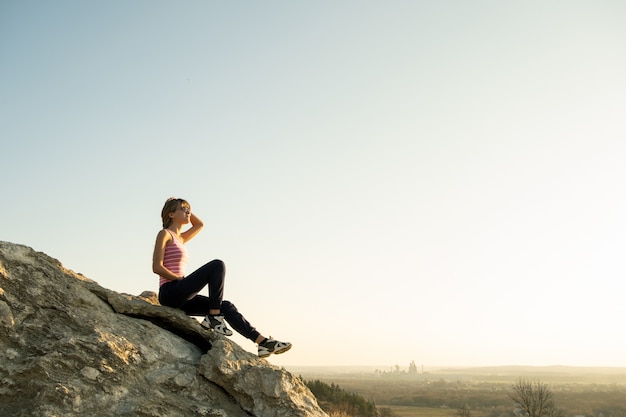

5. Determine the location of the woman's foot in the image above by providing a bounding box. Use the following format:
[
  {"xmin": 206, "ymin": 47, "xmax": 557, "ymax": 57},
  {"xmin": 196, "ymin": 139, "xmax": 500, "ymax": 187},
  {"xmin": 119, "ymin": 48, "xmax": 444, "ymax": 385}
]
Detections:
[
  {"xmin": 258, "ymin": 337, "xmax": 292, "ymax": 358},
  {"xmin": 201, "ymin": 314, "xmax": 233, "ymax": 336}
]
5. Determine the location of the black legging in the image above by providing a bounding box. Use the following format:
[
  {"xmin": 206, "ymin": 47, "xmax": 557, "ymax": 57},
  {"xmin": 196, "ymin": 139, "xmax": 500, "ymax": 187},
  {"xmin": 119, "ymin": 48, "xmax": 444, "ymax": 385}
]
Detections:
[{"xmin": 158, "ymin": 259, "xmax": 261, "ymax": 342}]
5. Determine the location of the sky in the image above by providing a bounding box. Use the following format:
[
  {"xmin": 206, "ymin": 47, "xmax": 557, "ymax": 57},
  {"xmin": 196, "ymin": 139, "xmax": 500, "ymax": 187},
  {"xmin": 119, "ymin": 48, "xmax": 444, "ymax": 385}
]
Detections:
[{"xmin": 2, "ymin": 1, "xmax": 626, "ymax": 369}]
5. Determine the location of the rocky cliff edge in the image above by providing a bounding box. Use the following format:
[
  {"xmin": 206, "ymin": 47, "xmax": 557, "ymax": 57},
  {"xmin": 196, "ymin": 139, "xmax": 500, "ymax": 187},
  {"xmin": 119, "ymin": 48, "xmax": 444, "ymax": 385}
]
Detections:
[{"xmin": 0, "ymin": 241, "xmax": 327, "ymax": 417}]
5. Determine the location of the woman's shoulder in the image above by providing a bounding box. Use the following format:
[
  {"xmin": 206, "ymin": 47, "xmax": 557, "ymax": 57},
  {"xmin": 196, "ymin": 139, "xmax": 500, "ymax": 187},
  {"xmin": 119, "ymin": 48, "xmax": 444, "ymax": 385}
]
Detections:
[{"xmin": 156, "ymin": 228, "xmax": 173, "ymax": 242}]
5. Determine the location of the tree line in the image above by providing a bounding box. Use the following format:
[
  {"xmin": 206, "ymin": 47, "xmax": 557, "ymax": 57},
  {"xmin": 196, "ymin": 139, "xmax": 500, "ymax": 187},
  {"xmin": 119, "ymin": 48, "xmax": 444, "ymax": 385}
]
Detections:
[{"xmin": 305, "ymin": 379, "xmax": 380, "ymax": 417}]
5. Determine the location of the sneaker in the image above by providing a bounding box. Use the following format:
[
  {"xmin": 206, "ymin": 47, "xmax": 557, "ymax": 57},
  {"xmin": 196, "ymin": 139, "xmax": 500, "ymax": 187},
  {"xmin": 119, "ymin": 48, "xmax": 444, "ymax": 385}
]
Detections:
[
  {"xmin": 258, "ymin": 337, "xmax": 292, "ymax": 358},
  {"xmin": 201, "ymin": 315, "xmax": 233, "ymax": 336}
]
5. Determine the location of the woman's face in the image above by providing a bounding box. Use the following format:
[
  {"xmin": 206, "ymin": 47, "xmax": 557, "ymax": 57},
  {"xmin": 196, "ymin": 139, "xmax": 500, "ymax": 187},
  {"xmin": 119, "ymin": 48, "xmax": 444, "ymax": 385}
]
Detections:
[{"xmin": 170, "ymin": 204, "xmax": 191, "ymax": 225}]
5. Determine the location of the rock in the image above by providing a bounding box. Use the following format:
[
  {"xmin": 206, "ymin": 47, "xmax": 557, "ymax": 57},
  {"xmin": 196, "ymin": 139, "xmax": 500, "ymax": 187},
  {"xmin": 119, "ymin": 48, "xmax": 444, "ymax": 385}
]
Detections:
[
  {"xmin": 200, "ymin": 339, "xmax": 326, "ymax": 417},
  {"xmin": 0, "ymin": 241, "xmax": 327, "ymax": 417}
]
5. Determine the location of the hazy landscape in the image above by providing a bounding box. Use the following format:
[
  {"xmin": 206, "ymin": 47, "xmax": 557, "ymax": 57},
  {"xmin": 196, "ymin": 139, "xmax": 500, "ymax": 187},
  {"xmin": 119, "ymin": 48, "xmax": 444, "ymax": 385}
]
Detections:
[{"xmin": 291, "ymin": 365, "xmax": 626, "ymax": 417}]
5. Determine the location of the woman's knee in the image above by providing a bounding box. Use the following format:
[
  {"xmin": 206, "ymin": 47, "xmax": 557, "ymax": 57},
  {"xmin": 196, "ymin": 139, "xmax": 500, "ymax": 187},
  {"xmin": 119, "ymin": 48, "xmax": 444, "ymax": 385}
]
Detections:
[{"xmin": 209, "ymin": 259, "xmax": 225, "ymax": 273}]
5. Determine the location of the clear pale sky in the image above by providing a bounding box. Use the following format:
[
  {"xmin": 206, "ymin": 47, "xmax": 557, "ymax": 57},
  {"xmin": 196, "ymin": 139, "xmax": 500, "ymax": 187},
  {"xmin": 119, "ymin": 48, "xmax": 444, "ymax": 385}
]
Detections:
[{"xmin": 2, "ymin": 1, "xmax": 626, "ymax": 369}]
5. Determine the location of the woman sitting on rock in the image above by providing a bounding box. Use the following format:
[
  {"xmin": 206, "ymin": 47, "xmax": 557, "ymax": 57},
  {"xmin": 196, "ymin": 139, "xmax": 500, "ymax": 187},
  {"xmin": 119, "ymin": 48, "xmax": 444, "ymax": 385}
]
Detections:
[{"xmin": 152, "ymin": 197, "xmax": 291, "ymax": 358}]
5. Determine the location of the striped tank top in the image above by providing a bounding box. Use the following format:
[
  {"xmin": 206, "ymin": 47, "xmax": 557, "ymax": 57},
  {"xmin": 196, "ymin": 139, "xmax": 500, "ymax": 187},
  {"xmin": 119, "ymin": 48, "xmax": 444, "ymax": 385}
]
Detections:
[{"xmin": 159, "ymin": 229, "xmax": 189, "ymax": 287}]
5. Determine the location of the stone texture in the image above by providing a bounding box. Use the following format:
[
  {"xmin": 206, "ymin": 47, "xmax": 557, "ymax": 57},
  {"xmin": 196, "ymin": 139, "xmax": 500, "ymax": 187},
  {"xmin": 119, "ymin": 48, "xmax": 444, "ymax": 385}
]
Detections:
[{"xmin": 0, "ymin": 241, "xmax": 327, "ymax": 417}]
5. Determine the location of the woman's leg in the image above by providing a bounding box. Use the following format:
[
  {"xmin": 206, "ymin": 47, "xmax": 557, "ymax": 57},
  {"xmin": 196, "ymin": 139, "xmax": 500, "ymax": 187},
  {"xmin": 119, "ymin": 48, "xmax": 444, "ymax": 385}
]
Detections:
[
  {"xmin": 221, "ymin": 301, "xmax": 292, "ymax": 357},
  {"xmin": 185, "ymin": 298, "xmax": 292, "ymax": 357},
  {"xmin": 175, "ymin": 297, "xmax": 257, "ymax": 340},
  {"xmin": 185, "ymin": 259, "xmax": 225, "ymax": 310},
  {"xmin": 158, "ymin": 259, "xmax": 225, "ymax": 309},
  {"xmin": 221, "ymin": 300, "xmax": 261, "ymax": 343}
]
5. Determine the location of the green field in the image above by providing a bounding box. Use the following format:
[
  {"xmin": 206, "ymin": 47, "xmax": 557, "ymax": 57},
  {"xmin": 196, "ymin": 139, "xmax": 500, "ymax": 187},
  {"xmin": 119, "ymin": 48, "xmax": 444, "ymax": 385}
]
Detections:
[
  {"xmin": 378, "ymin": 405, "xmax": 489, "ymax": 417},
  {"xmin": 378, "ymin": 405, "xmax": 453, "ymax": 416}
]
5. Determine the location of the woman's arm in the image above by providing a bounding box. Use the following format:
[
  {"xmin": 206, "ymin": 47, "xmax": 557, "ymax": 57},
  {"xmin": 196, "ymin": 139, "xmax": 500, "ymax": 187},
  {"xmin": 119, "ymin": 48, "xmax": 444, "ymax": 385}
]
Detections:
[
  {"xmin": 152, "ymin": 229, "xmax": 182, "ymax": 280},
  {"xmin": 181, "ymin": 212, "xmax": 204, "ymax": 243}
]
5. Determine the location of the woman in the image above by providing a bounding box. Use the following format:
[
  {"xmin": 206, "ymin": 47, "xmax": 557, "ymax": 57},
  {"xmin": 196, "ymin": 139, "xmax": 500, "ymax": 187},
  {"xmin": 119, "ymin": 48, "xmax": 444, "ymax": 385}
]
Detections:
[{"xmin": 152, "ymin": 197, "xmax": 291, "ymax": 358}]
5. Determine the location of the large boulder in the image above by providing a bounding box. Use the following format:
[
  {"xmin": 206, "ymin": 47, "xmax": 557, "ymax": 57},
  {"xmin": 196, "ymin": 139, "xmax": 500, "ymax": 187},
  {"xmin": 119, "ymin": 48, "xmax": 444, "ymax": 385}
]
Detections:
[{"xmin": 0, "ymin": 241, "xmax": 327, "ymax": 417}]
